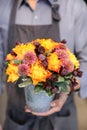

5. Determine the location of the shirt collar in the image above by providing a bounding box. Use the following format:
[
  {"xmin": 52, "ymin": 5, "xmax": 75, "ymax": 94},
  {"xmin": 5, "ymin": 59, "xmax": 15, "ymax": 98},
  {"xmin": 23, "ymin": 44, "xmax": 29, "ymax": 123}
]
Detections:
[
  {"xmin": 19, "ymin": 0, "xmax": 41, "ymax": 7},
  {"xmin": 20, "ymin": 0, "xmax": 25, "ymax": 6},
  {"xmin": 19, "ymin": 0, "xmax": 59, "ymax": 7},
  {"xmin": 20, "ymin": 0, "xmax": 28, "ymax": 7}
]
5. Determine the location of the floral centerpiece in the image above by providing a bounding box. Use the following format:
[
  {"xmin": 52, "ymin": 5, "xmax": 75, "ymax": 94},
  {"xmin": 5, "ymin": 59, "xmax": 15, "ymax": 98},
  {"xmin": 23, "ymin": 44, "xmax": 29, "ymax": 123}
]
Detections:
[{"xmin": 5, "ymin": 39, "xmax": 82, "ymax": 112}]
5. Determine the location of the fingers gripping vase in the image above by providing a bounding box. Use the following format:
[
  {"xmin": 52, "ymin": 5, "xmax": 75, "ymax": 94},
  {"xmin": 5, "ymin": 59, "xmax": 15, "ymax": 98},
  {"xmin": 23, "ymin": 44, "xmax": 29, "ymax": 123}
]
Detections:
[{"xmin": 24, "ymin": 85, "xmax": 55, "ymax": 112}]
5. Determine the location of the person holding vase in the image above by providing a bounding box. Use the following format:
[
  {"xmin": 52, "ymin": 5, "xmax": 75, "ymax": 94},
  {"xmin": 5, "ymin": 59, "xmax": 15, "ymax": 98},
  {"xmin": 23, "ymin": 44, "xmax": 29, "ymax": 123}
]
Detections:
[{"xmin": 0, "ymin": 0, "xmax": 87, "ymax": 130}]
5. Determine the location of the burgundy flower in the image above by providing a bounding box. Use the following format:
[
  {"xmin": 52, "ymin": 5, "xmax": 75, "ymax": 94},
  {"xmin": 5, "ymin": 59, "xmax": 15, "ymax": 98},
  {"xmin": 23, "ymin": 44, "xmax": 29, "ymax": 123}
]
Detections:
[
  {"xmin": 16, "ymin": 42, "xmax": 22, "ymax": 45},
  {"xmin": 60, "ymin": 60, "xmax": 74, "ymax": 76},
  {"xmin": 23, "ymin": 52, "xmax": 37, "ymax": 65},
  {"xmin": 37, "ymin": 45, "xmax": 45, "ymax": 54},
  {"xmin": 41, "ymin": 59, "xmax": 48, "ymax": 69},
  {"xmin": 18, "ymin": 64, "xmax": 29, "ymax": 76},
  {"xmin": 52, "ymin": 43, "xmax": 67, "ymax": 53},
  {"xmin": 57, "ymin": 43, "xmax": 67, "ymax": 50},
  {"xmin": 52, "ymin": 87, "xmax": 58, "ymax": 94},
  {"xmin": 55, "ymin": 49, "xmax": 68, "ymax": 60},
  {"xmin": 11, "ymin": 51, "xmax": 17, "ymax": 56},
  {"xmin": 73, "ymin": 68, "xmax": 83, "ymax": 77},
  {"xmin": 38, "ymin": 54, "xmax": 46, "ymax": 61},
  {"xmin": 48, "ymin": 74, "xmax": 58, "ymax": 81},
  {"xmin": 33, "ymin": 42, "xmax": 40, "ymax": 47},
  {"xmin": 61, "ymin": 39, "xmax": 67, "ymax": 44}
]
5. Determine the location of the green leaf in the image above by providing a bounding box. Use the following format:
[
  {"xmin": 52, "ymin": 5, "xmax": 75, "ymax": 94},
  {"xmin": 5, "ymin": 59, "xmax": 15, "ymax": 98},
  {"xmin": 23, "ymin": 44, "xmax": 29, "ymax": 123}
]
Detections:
[
  {"xmin": 4, "ymin": 61, "xmax": 9, "ymax": 65},
  {"xmin": 64, "ymin": 73, "xmax": 73, "ymax": 79},
  {"xmin": 53, "ymin": 81, "xmax": 59, "ymax": 87},
  {"xmin": 47, "ymin": 91, "xmax": 52, "ymax": 96},
  {"xmin": 54, "ymin": 81, "xmax": 68, "ymax": 93},
  {"xmin": 58, "ymin": 75, "xmax": 65, "ymax": 82},
  {"xmin": 33, "ymin": 82, "xmax": 45, "ymax": 93},
  {"xmin": 37, "ymin": 82, "xmax": 44, "ymax": 86},
  {"xmin": 59, "ymin": 86, "xmax": 68, "ymax": 93},
  {"xmin": 65, "ymin": 79, "xmax": 71, "ymax": 85},
  {"xmin": 58, "ymin": 82, "xmax": 66, "ymax": 88},
  {"xmin": 34, "ymin": 85, "xmax": 43, "ymax": 93},
  {"xmin": 12, "ymin": 59, "xmax": 22, "ymax": 64},
  {"xmin": 58, "ymin": 82, "xmax": 68, "ymax": 93},
  {"xmin": 18, "ymin": 77, "xmax": 32, "ymax": 88},
  {"xmin": 53, "ymin": 81, "xmax": 65, "ymax": 87},
  {"xmin": 18, "ymin": 81, "xmax": 31, "ymax": 88}
]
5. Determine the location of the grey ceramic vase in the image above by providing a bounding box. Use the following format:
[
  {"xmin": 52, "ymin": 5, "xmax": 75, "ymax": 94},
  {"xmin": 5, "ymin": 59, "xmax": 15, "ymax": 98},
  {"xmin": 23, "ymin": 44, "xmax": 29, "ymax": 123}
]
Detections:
[{"xmin": 24, "ymin": 84, "xmax": 55, "ymax": 112}]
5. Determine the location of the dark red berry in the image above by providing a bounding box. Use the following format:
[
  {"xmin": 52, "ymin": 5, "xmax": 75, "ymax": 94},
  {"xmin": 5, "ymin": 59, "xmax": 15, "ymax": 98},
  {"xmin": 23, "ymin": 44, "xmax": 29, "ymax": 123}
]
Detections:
[
  {"xmin": 11, "ymin": 51, "xmax": 17, "ymax": 56},
  {"xmin": 61, "ymin": 39, "xmax": 67, "ymax": 44},
  {"xmin": 38, "ymin": 54, "xmax": 46, "ymax": 61}
]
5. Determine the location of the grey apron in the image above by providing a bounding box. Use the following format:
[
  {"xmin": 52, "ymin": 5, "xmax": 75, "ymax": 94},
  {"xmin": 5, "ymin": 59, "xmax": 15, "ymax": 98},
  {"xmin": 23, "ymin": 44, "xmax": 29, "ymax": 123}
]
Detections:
[{"xmin": 4, "ymin": 0, "xmax": 78, "ymax": 130}]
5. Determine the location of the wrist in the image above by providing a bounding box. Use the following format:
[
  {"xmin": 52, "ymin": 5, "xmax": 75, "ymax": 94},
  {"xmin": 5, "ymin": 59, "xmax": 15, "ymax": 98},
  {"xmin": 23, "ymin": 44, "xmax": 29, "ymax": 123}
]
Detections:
[{"xmin": 58, "ymin": 92, "xmax": 68, "ymax": 102}]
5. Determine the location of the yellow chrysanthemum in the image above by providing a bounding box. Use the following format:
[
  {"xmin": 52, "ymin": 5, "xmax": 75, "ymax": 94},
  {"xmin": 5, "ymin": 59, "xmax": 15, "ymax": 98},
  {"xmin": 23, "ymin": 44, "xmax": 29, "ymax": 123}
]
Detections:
[
  {"xmin": 35, "ymin": 39, "xmax": 58, "ymax": 52},
  {"xmin": 67, "ymin": 49, "xmax": 80, "ymax": 69},
  {"xmin": 6, "ymin": 64, "xmax": 19, "ymax": 82},
  {"xmin": 6, "ymin": 54, "xmax": 15, "ymax": 61},
  {"xmin": 25, "ymin": 43, "xmax": 35, "ymax": 52},
  {"xmin": 13, "ymin": 43, "xmax": 35, "ymax": 60},
  {"xmin": 7, "ymin": 73, "xmax": 19, "ymax": 83},
  {"xmin": 48, "ymin": 52, "xmax": 62, "ymax": 72},
  {"xmin": 13, "ymin": 43, "xmax": 26, "ymax": 54},
  {"xmin": 5, "ymin": 39, "xmax": 81, "ymax": 85},
  {"xmin": 29, "ymin": 61, "xmax": 52, "ymax": 85}
]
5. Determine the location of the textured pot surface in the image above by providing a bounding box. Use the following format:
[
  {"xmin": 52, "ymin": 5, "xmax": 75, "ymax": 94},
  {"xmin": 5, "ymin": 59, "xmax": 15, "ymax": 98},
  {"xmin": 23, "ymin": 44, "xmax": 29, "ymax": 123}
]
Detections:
[{"xmin": 24, "ymin": 85, "xmax": 55, "ymax": 112}]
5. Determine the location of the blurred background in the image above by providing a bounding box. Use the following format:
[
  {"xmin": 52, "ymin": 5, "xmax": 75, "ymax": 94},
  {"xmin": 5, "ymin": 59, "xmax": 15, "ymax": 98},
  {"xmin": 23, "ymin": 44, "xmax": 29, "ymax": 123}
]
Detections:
[
  {"xmin": 75, "ymin": 94, "xmax": 87, "ymax": 130},
  {"xmin": 75, "ymin": 1, "xmax": 87, "ymax": 127},
  {"xmin": 0, "ymin": 89, "xmax": 87, "ymax": 130}
]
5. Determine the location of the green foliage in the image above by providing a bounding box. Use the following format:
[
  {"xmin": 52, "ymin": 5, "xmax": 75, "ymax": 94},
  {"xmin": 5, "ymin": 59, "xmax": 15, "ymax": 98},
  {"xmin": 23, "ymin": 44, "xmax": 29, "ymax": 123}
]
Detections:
[
  {"xmin": 34, "ymin": 82, "xmax": 44, "ymax": 93},
  {"xmin": 53, "ymin": 74, "xmax": 73, "ymax": 94},
  {"xmin": 18, "ymin": 77, "xmax": 32, "ymax": 88},
  {"xmin": 45, "ymin": 50, "xmax": 51, "ymax": 57},
  {"xmin": 12, "ymin": 59, "xmax": 22, "ymax": 64},
  {"xmin": 18, "ymin": 73, "xmax": 72, "ymax": 95}
]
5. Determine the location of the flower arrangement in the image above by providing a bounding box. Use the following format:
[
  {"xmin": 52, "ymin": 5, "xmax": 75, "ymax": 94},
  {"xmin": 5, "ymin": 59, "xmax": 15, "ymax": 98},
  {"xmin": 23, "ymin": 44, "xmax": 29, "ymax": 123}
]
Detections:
[{"xmin": 5, "ymin": 39, "xmax": 82, "ymax": 96}]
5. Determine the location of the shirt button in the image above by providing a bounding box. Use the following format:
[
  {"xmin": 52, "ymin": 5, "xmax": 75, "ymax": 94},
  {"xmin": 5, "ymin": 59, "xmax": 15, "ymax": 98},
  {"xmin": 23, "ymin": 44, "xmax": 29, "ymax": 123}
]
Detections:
[{"xmin": 34, "ymin": 15, "xmax": 38, "ymax": 19}]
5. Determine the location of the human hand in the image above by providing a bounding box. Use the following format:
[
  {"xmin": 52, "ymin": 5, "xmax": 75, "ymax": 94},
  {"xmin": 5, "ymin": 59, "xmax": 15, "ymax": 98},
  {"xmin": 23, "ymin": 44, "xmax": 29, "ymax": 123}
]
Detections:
[
  {"xmin": 0, "ymin": 124, "xmax": 2, "ymax": 130},
  {"xmin": 25, "ymin": 92, "xmax": 68, "ymax": 116},
  {"xmin": 24, "ymin": 78, "xmax": 80, "ymax": 116},
  {"xmin": 68, "ymin": 77, "xmax": 80, "ymax": 94},
  {"xmin": 73, "ymin": 78, "xmax": 80, "ymax": 91}
]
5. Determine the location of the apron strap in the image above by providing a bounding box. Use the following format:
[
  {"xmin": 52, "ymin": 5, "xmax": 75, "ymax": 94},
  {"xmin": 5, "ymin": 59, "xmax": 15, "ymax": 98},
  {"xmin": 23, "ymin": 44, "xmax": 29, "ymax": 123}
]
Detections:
[
  {"xmin": 7, "ymin": 0, "xmax": 19, "ymax": 54},
  {"xmin": 9, "ymin": 0, "xmax": 19, "ymax": 26},
  {"xmin": 51, "ymin": 0, "xmax": 60, "ymax": 22}
]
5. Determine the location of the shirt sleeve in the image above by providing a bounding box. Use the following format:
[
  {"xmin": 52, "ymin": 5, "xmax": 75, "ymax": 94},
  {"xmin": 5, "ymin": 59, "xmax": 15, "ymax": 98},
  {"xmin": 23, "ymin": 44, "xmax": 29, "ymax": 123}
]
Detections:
[
  {"xmin": 74, "ymin": 0, "xmax": 87, "ymax": 98},
  {"xmin": 0, "ymin": 28, "xmax": 5, "ymax": 95},
  {"xmin": 0, "ymin": 0, "xmax": 12, "ymax": 95}
]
